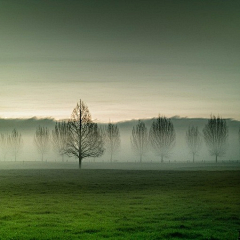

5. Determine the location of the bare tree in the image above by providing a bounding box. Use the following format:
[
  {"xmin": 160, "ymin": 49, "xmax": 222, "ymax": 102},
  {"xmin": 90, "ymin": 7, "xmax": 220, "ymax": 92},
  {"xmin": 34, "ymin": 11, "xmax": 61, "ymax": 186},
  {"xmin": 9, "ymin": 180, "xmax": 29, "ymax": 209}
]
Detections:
[
  {"xmin": 66, "ymin": 100, "xmax": 104, "ymax": 169},
  {"xmin": 130, "ymin": 120, "xmax": 149, "ymax": 163},
  {"xmin": 8, "ymin": 129, "xmax": 23, "ymax": 161},
  {"xmin": 149, "ymin": 116, "xmax": 176, "ymax": 162},
  {"xmin": 203, "ymin": 115, "xmax": 228, "ymax": 163},
  {"xmin": 186, "ymin": 126, "xmax": 202, "ymax": 162},
  {"xmin": 52, "ymin": 121, "xmax": 69, "ymax": 162},
  {"xmin": 0, "ymin": 133, "xmax": 10, "ymax": 161},
  {"xmin": 103, "ymin": 123, "xmax": 121, "ymax": 162},
  {"xmin": 34, "ymin": 126, "xmax": 50, "ymax": 161}
]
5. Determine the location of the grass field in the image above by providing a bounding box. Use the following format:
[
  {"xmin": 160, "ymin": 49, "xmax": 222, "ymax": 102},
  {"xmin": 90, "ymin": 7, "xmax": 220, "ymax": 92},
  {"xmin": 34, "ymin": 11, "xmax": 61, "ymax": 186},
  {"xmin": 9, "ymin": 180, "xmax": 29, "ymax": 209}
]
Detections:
[{"xmin": 0, "ymin": 167, "xmax": 239, "ymax": 239}]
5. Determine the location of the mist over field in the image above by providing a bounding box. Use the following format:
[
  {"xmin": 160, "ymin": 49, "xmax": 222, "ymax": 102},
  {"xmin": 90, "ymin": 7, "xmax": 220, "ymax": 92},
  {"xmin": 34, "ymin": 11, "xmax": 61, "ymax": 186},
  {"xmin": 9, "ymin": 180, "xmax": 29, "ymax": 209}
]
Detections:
[{"xmin": 0, "ymin": 117, "xmax": 239, "ymax": 165}]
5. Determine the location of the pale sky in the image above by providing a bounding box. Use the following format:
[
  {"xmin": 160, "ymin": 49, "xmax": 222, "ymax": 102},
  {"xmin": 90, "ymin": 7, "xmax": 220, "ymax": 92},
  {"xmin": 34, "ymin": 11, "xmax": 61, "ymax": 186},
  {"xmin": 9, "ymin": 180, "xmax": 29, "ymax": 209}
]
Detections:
[{"xmin": 1, "ymin": 1, "xmax": 240, "ymax": 122}]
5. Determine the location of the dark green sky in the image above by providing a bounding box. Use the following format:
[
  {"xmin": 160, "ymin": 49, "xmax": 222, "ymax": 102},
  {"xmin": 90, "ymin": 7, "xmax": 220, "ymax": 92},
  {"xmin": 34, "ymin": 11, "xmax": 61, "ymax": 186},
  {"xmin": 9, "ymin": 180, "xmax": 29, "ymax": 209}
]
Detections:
[{"xmin": 1, "ymin": 0, "xmax": 239, "ymax": 121}]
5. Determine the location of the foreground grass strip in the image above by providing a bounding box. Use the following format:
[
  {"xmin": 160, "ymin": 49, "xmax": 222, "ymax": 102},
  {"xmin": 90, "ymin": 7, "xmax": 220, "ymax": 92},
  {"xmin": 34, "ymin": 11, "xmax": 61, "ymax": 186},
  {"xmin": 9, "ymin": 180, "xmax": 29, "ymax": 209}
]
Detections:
[{"xmin": 0, "ymin": 169, "xmax": 239, "ymax": 239}]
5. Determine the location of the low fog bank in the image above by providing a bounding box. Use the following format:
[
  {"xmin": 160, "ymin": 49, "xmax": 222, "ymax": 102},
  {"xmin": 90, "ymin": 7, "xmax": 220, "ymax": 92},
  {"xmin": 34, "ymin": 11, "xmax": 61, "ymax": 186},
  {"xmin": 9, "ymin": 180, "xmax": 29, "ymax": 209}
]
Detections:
[
  {"xmin": 0, "ymin": 161, "xmax": 239, "ymax": 171},
  {"xmin": 0, "ymin": 117, "xmax": 56, "ymax": 133},
  {"xmin": 0, "ymin": 117, "xmax": 239, "ymax": 165}
]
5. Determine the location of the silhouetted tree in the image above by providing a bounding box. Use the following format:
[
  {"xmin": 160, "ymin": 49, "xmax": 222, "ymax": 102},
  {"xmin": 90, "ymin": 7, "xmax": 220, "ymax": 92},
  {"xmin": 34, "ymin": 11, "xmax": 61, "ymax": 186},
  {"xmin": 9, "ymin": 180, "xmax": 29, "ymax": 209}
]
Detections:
[
  {"xmin": 203, "ymin": 115, "xmax": 228, "ymax": 163},
  {"xmin": 66, "ymin": 100, "xmax": 104, "ymax": 169},
  {"xmin": 186, "ymin": 126, "xmax": 202, "ymax": 162},
  {"xmin": 52, "ymin": 121, "xmax": 69, "ymax": 162},
  {"xmin": 0, "ymin": 133, "xmax": 10, "ymax": 161},
  {"xmin": 103, "ymin": 123, "xmax": 121, "ymax": 162},
  {"xmin": 149, "ymin": 116, "xmax": 176, "ymax": 162},
  {"xmin": 34, "ymin": 126, "xmax": 50, "ymax": 161},
  {"xmin": 130, "ymin": 120, "xmax": 149, "ymax": 163},
  {"xmin": 9, "ymin": 129, "xmax": 23, "ymax": 161}
]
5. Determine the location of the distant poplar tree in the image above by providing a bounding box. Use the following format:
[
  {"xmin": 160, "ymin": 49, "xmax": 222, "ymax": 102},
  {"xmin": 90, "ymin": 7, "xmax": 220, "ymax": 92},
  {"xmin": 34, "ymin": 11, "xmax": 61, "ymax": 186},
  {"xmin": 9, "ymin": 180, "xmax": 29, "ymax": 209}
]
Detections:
[
  {"xmin": 203, "ymin": 115, "xmax": 228, "ymax": 163},
  {"xmin": 52, "ymin": 121, "xmax": 69, "ymax": 162},
  {"xmin": 9, "ymin": 129, "xmax": 23, "ymax": 161},
  {"xmin": 130, "ymin": 120, "xmax": 149, "ymax": 163},
  {"xmin": 0, "ymin": 133, "xmax": 10, "ymax": 161},
  {"xmin": 103, "ymin": 123, "xmax": 121, "ymax": 162},
  {"xmin": 34, "ymin": 126, "xmax": 50, "ymax": 161},
  {"xmin": 186, "ymin": 126, "xmax": 202, "ymax": 162},
  {"xmin": 66, "ymin": 100, "xmax": 104, "ymax": 169},
  {"xmin": 149, "ymin": 116, "xmax": 176, "ymax": 162}
]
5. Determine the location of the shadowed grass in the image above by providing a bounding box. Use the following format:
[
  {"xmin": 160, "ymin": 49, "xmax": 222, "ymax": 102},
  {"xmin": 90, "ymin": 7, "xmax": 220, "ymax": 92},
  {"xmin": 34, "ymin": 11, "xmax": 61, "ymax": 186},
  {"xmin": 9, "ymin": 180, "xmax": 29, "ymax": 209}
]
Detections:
[{"xmin": 0, "ymin": 169, "xmax": 239, "ymax": 239}]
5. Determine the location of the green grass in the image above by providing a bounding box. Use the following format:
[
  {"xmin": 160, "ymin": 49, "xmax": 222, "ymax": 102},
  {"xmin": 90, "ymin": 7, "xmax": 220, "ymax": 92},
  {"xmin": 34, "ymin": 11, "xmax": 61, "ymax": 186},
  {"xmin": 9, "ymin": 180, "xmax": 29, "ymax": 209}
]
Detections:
[{"xmin": 0, "ymin": 169, "xmax": 239, "ymax": 239}]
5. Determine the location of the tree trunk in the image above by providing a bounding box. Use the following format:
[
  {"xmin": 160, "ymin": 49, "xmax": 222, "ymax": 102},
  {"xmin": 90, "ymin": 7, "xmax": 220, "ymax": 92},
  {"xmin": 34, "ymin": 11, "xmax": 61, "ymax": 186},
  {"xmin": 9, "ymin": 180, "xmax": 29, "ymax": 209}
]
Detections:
[
  {"xmin": 193, "ymin": 153, "xmax": 195, "ymax": 163},
  {"xmin": 110, "ymin": 152, "xmax": 113, "ymax": 162},
  {"xmin": 215, "ymin": 155, "xmax": 218, "ymax": 163},
  {"xmin": 79, "ymin": 99, "xmax": 82, "ymax": 169},
  {"xmin": 140, "ymin": 154, "xmax": 142, "ymax": 163},
  {"xmin": 161, "ymin": 155, "xmax": 164, "ymax": 163},
  {"xmin": 79, "ymin": 156, "xmax": 82, "ymax": 169}
]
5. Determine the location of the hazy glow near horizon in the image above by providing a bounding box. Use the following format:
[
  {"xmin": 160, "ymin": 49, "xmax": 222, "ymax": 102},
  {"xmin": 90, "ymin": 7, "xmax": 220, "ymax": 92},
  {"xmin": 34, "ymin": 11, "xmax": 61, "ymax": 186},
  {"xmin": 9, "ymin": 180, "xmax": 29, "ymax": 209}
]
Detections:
[{"xmin": 0, "ymin": 1, "xmax": 240, "ymax": 122}]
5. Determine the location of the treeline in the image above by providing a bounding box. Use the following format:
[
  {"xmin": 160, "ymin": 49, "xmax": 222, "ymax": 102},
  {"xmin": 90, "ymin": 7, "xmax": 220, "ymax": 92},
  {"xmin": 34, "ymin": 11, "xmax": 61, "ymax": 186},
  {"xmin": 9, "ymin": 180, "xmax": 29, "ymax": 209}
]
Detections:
[{"xmin": 0, "ymin": 100, "xmax": 240, "ymax": 168}]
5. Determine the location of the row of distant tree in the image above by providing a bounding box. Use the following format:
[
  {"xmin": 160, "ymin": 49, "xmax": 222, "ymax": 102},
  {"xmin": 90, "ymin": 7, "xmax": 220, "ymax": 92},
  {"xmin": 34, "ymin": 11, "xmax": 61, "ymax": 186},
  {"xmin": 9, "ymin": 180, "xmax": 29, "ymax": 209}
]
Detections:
[{"xmin": 0, "ymin": 100, "xmax": 239, "ymax": 168}]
